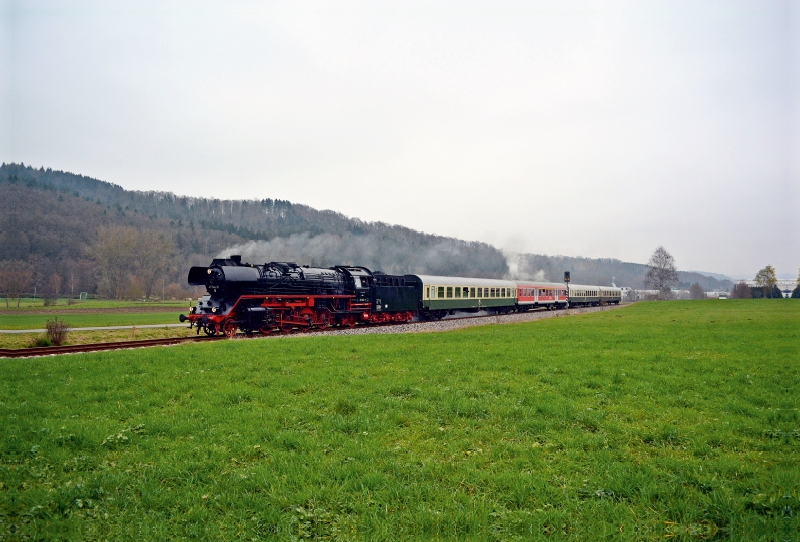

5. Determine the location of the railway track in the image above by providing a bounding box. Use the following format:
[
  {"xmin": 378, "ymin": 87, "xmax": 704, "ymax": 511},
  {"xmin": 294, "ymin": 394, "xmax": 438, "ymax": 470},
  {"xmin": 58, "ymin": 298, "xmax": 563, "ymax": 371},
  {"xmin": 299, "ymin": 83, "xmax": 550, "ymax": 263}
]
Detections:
[
  {"xmin": 0, "ymin": 305, "xmax": 624, "ymax": 358},
  {"xmin": 0, "ymin": 335, "xmax": 226, "ymax": 359}
]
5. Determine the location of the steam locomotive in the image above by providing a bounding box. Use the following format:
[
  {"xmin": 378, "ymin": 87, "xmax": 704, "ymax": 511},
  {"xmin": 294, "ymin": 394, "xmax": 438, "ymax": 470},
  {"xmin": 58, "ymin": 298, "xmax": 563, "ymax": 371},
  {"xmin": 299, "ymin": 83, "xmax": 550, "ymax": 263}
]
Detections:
[{"xmin": 180, "ymin": 255, "xmax": 621, "ymax": 337}]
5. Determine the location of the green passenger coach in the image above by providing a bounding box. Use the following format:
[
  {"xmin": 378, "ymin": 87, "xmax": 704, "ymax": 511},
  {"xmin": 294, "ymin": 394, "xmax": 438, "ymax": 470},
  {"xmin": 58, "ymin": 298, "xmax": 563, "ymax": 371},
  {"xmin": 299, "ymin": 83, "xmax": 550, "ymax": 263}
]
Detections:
[{"xmin": 412, "ymin": 274, "xmax": 518, "ymax": 318}]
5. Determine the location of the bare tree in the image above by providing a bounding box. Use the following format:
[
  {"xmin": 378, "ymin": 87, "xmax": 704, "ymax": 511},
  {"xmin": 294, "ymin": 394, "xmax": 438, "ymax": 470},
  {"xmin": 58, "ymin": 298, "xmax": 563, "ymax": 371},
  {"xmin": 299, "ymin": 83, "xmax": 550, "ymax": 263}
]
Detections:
[
  {"xmin": 754, "ymin": 265, "xmax": 778, "ymax": 299},
  {"xmin": 135, "ymin": 230, "xmax": 175, "ymax": 299},
  {"xmin": 90, "ymin": 227, "xmax": 177, "ymax": 299},
  {"xmin": 689, "ymin": 282, "xmax": 704, "ymax": 300},
  {"xmin": 0, "ymin": 267, "xmax": 34, "ymax": 307},
  {"xmin": 51, "ymin": 273, "xmax": 61, "ymax": 296},
  {"xmin": 90, "ymin": 226, "xmax": 140, "ymax": 299},
  {"xmin": 730, "ymin": 282, "xmax": 752, "ymax": 299},
  {"xmin": 644, "ymin": 246, "xmax": 678, "ymax": 300}
]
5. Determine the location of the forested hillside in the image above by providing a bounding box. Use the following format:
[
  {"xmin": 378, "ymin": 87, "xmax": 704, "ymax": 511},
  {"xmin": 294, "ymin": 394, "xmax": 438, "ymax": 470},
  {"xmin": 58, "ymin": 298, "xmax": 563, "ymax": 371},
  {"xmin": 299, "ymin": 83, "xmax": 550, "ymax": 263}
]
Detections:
[
  {"xmin": 0, "ymin": 163, "xmax": 731, "ymax": 299},
  {"xmin": 0, "ymin": 163, "xmax": 508, "ymax": 299}
]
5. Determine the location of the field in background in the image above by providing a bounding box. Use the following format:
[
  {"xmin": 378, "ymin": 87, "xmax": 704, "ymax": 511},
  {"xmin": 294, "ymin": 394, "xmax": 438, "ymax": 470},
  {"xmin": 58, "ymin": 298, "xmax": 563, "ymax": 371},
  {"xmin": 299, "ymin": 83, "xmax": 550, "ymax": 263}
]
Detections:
[
  {"xmin": 2, "ymin": 300, "xmax": 797, "ymax": 540},
  {"xmin": 0, "ymin": 312, "xmax": 184, "ymax": 331},
  {"xmin": 0, "ymin": 298, "xmax": 191, "ymax": 311}
]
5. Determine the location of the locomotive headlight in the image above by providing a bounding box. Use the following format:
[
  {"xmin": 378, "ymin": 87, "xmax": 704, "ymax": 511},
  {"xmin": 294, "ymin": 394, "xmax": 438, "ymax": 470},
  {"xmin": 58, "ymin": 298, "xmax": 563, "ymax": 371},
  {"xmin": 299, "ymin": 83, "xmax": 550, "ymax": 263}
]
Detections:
[
  {"xmin": 207, "ymin": 269, "xmax": 212, "ymax": 274},
  {"xmin": 211, "ymin": 307, "xmax": 217, "ymax": 313}
]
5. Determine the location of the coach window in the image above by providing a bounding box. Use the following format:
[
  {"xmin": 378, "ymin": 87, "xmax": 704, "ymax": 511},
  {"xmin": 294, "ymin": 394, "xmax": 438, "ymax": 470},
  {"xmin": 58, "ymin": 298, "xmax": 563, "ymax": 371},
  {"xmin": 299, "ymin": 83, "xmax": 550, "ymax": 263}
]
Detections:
[
  {"xmin": 454, "ymin": 287, "xmax": 461, "ymax": 298},
  {"xmin": 437, "ymin": 286, "xmax": 444, "ymax": 298},
  {"xmin": 470, "ymin": 287, "xmax": 476, "ymax": 298},
  {"xmin": 446, "ymin": 287, "xmax": 453, "ymax": 298}
]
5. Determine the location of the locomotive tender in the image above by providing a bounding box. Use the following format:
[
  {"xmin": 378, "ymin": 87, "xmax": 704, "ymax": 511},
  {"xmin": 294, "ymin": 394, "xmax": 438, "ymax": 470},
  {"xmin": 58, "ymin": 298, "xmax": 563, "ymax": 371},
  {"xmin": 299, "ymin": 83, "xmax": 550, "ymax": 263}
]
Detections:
[{"xmin": 180, "ymin": 255, "xmax": 621, "ymax": 336}]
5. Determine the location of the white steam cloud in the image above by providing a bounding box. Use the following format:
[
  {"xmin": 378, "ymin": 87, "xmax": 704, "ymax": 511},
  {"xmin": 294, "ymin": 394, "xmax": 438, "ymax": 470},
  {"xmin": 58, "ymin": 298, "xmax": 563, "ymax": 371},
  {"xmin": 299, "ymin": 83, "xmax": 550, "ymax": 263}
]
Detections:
[
  {"xmin": 504, "ymin": 251, "xmax": 547, "ymax": 281},
  {"xmin": 217, "ymin": 232, "xmax": 505, "ymax": 277}
]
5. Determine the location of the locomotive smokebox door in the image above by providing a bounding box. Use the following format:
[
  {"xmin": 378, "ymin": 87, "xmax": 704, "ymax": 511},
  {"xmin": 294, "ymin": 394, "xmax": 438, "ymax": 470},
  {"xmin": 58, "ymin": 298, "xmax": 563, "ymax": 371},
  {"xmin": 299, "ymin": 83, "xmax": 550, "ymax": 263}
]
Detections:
[{"xmin": 564, "ymin": 272, "xmax": 570, "ymax": 283}]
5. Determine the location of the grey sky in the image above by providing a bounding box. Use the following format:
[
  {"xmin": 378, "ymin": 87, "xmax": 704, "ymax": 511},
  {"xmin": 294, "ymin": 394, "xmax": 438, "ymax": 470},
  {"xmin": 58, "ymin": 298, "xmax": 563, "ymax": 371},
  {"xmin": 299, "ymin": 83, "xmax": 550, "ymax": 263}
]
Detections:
[{"xmin": 2, "ymin": 0, "xmax": 798, "ymax": 278}]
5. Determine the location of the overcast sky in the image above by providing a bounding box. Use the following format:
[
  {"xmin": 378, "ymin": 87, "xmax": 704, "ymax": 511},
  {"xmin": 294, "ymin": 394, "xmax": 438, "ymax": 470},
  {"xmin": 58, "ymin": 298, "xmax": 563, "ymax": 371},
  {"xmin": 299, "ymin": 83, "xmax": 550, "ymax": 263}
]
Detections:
[{"xmin": 2, "ymin": 0, "xmax": 798, "ymax": 278}]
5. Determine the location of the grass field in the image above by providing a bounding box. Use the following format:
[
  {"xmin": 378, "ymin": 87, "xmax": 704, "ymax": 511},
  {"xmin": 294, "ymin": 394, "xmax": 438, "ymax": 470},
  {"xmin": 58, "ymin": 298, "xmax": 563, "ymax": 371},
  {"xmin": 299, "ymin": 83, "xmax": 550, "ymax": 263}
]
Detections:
[
  {"xmin": 2, "ymin": 300, "xmax": 797, "ymax": 540},
  {"xmin": 0, "ymin": 311, "xmax": 184, "ymax": 331},
  {"xmin": 0, "ymin": 298, "xmax": 191, "ymax": 311}
]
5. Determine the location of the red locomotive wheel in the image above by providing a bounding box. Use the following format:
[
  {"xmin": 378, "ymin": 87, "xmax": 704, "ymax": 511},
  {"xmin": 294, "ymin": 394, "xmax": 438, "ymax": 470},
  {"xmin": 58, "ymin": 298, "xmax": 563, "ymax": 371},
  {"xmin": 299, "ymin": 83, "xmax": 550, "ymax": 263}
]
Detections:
[
  {"xmin": 222, "ymin": 319, "xmax": 238, "ymax": 338},
  {"xmin": 317, "ymin": 313, "xmax": 329, "ymax": 330},
  {"xmin": 259, "ymin": 324, "xmax": 273, "ymax": 335}
]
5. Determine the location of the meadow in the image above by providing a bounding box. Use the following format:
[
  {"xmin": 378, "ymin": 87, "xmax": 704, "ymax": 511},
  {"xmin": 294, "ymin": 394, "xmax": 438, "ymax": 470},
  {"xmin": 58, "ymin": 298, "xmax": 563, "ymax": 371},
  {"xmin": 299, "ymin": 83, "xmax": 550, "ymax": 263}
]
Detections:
[
  {"xmin": 0, "ymin": 312, "xmax": 185, "ymax": 331},
  {"xmin": 0, "ymin": 298, "xmax": 190, "ymax": 311},
  {"xmin": 1, "ymin": 300, "xmax": 797, "ymax": 540}
]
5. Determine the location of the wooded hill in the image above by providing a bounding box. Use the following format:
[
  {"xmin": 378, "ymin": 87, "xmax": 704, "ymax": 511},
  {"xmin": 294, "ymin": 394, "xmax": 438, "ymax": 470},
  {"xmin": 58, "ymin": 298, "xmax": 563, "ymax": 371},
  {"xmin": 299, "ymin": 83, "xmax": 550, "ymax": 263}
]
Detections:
[
  {"xmin": 0, "ymin": 163, "xmax": 732, "ymax": 299},
  {"xmin": 0, "ymin": 163, "xmax": 507, "ymax": 298}
]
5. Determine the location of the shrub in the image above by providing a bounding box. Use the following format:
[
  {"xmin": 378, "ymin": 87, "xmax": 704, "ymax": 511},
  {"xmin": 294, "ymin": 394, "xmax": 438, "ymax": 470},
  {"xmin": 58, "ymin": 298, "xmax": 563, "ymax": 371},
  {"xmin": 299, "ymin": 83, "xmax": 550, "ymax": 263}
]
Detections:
[
  {"xmin": 45, "ymin": 317, "xmax": 70, "ymax": 346},
  {"xmin": 28, "ymin": 335, "xmax": 52, "ymax": 348}
]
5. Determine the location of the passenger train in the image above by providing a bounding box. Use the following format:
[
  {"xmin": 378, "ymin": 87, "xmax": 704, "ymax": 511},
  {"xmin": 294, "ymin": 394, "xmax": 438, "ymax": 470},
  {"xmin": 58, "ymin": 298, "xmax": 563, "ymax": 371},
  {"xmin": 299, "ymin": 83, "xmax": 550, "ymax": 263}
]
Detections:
[{"xmin": 180, "ymin": 256, "xmax": 621, "ymax": 337}]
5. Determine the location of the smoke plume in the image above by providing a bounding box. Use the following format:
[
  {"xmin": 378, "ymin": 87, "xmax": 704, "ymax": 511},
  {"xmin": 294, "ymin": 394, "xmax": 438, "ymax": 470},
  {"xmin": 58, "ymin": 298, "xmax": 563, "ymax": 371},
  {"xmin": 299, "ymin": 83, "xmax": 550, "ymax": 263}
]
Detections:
[
  {"xmin": 504, "ymin": 251, "xmax": 547, "ymax": 281},
  {"xmin": 217, "ymin": 232, "xmax": 507, "ymax": 278}
]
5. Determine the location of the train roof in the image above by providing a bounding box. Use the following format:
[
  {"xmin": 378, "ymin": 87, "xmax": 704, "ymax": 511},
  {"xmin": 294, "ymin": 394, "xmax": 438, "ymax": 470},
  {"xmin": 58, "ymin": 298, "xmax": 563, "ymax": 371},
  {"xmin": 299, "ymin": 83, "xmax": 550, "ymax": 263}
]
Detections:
[
  {"xmin": 410, "ymin": 275, "xmax": 517, "ymax": 288},
  {"xmin": 568, "ymin": 284, "xmax": 621, "ymax": 290},
  {"xmin": 514, "ymin": 281, "xmax": 567, "ymax": 288}
]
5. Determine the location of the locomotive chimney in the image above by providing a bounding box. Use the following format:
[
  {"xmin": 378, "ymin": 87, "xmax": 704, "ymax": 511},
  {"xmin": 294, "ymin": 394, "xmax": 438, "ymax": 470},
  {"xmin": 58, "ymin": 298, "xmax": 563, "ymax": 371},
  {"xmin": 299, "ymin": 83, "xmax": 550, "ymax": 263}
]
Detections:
[{"xmin": 231, "ymin": 255, "xmax": 242, "ymax": 264}]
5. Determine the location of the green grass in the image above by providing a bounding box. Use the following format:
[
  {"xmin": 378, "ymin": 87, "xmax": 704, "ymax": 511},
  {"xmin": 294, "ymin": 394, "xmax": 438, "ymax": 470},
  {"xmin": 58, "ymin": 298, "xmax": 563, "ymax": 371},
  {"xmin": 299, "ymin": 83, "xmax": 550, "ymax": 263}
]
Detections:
[
  {"xmin": 0, "ymin": 312, "xmax": 185, "ymax": 330},
  {"xmin": 0, "ymin": 298, "xmax": 191, "ymax": 311},
  {"xmin": 2, "ymin": 300, "xmax": 798, "ymax": 540}
]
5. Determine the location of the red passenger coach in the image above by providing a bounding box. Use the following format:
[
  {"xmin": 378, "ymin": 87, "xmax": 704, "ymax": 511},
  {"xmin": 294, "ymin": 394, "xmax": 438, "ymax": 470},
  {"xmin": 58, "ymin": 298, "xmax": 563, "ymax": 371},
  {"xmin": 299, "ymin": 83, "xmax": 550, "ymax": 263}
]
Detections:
[{"xmin": 515, "ymin": 281, "xmax": 568, "ymax": 311}]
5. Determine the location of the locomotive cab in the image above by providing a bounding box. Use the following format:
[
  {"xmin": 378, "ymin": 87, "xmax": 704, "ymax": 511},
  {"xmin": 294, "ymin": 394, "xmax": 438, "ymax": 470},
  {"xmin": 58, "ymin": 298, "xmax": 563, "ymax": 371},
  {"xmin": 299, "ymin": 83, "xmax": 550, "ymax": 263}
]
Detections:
[{"xmin": 335, "ymin": 266, "xmax": 373, "ymax": 304}]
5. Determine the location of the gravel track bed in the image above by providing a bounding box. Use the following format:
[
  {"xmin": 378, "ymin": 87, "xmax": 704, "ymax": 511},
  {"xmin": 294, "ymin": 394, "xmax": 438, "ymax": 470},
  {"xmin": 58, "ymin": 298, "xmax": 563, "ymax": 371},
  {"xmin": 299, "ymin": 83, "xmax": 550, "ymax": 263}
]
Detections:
[{"xmin": 249, "ymin": 303, "xmax": 629, "ymax": 340}]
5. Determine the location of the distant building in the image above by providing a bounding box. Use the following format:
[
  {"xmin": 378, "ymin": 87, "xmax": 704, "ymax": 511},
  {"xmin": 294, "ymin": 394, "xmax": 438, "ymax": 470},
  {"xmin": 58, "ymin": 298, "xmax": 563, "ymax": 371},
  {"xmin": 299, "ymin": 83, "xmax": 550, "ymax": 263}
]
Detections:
[{"xmin": 743, "ymin": 280, "xmax": 797, "ymax": 298}]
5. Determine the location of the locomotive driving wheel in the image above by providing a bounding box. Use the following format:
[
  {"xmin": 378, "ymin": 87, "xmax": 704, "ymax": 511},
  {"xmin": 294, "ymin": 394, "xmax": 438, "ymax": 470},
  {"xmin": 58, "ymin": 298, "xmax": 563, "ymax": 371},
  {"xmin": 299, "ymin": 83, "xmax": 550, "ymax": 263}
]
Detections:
[
  {"xmin": 204, "ymin": 323, "xmax": 217, "ymax": 336},
  {"xmin": 222, "ymin": 319, "xmax": 238, "ymax": 338}
]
